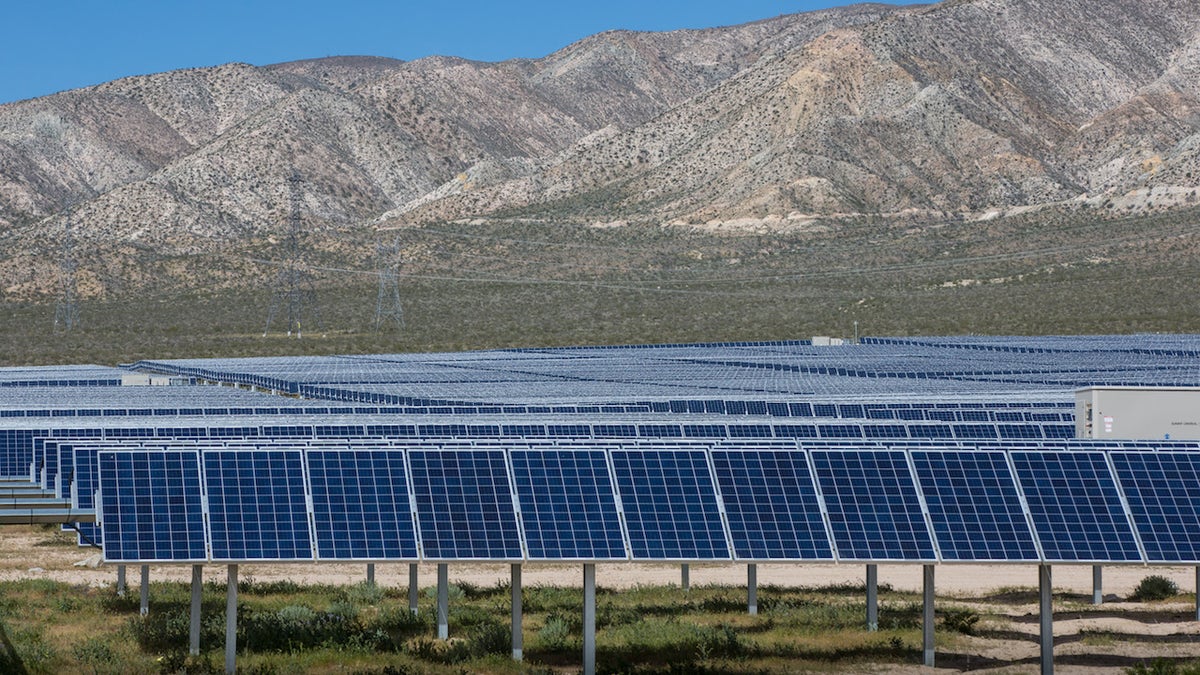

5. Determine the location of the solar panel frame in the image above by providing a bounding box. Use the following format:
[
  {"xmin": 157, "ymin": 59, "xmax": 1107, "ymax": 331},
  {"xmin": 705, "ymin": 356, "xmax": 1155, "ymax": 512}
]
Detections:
[
  {"xmin": 710, "ymin": 448, "xmax": 835, "ymax": 562},
  {"xmin": 97, "ymin": 449, "xmax": 208, "ymax": 564},
  {"xmin": 509, "ymin": 447, "xmax": 629, "ymax": 562},
  {"xmin": 407, "ymin": 448, "xmax": 524, "ymax": 562},
  {"xmin": 71, "ymin": 445, "xmax": 103, "ymax": 547},
  {"xmin": 810, "ymin": 449, "xmax": 938, "ymax": 563},
  {"xmin": 1110, "ymin": 451, "xmax": 1200, "ymax": 564},
  {"xmin": 1010, "ymin": 450, "xmax": 1144, "ymax": 564},
  {"xmin": 610, "ymin": 448, "xmax": 732, "ymax": 562},
  {"xmin": 910, "ymin": 449, "xmax": 1040, "ymax": 563},
  {"xmin": 306, "ymin": 448, "xmax": 420, "ymax": 562},
  {"xmin": 203, "ymin": 448, "xmax": 316, "ymax": 563}
]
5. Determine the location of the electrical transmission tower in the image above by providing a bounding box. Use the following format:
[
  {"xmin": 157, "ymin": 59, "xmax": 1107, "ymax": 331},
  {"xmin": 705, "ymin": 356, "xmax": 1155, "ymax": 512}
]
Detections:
[
  {"xmin": 264, "ymin": 171, "xmax": 320, "ymax": 337},
  {"xmin": 53, "ymin": 209, "xmax": 80, "ymax": 333},
  {"xmin": 373, "ymin": 240, "xmax": 405, "ymax": 331}
]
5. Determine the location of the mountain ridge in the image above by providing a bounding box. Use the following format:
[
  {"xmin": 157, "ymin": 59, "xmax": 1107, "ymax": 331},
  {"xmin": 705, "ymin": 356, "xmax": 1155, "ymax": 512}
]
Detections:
[{"xmin": 0, "ymin": 0, "xmax": 1198, "ymax": 300}]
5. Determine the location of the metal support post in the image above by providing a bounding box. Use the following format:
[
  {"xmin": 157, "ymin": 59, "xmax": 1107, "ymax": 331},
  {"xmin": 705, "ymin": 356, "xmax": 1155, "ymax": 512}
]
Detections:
[
  {"xmin": 512, "ymin": 564, "xmax": 523, "ymax": 660},
  {"xmin": 922, "ymin": 564, "xmax": 934, "ymax": 667},
  {"xmin": 1093, "ymin": 565, "xmax": 1102, "ymax": 605},
  {"xmin": 747, "ymin": 564, "xmax": 758, "ymax": 616},
  {"xmin": 437, "ymin": 563, "xmax": 449, "ymax": 640},
  {"xmin": 367, "ymin": 563, "xmax": 375, "ymax": 587},
  {"xmin": 681, "ymin": 563, "xmax": 689, "ymax": 592},
  {"xmin": 190, "ymin": 565, "xmax": 203, "ymax": 656},
  {"xmin": 583, "ymin": 564, "xmax": 596, "ymax": 675},
  {"xmin": 1040, "ymin": 564, "xmax": 1054, "ymax": 675},
  {"xmin": 117, "ymin": 565, "xmax": 127, "ymax": 597},
  {"xmin": 140, "ymin": 565, "xmax": 150, "ymax": 616},
  {"xmin": 866, "ymin": 564, "xmax": 878, "ymax": 631},
  {"xmin": 1196, "ymin": 567, "xmax": 1199, "ymax": 622},
  {"xmin": 226, "ymin": 564, "xmax": 238, "ymax": 675},
  {"xmin": 409, "ymin": 563, "xmax": 419, "ymax": 616}
]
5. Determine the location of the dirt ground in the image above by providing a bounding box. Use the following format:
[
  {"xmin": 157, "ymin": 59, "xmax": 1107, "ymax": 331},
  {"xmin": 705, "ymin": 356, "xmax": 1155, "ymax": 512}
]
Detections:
[{"xmin": 3, "ymin": 526, "xmax": 1200, "ymax": 673}]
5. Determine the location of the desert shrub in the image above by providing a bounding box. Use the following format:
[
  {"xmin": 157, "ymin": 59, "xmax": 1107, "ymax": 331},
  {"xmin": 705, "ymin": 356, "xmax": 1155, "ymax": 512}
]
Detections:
[
  {"xmin": 1125, "ymin": 658, "xmax": 1200, "ymax": 675},
  {"xmin": 1131, "ymin": 575, "xmax": 1179, "ymax": 602},
  {"xmin": 537, "ymin": 615, "xmax": 572, "ymax": 651},
  {"xmin": 156, "ymin": 652, "xmax": 222, "ymax": 675},
  {"xmin": 72, "ymin": 636, "xmax": 118, "ymax": 674},
  {"xmin": 239, "ymin": 604, "xmax": 386, "ymax": 653},
  {"xmin": 401, "ymin": 619, "xmax": 508, "ymax": 664},
  {"xmin": 465, "ymin": 619, "xmax": 510, "ymax": 658},
  {"xmin": 940, "ymin": 607, "xmax": 981, "ymax": 635},
  {"xmin": 340, "ymin": 582, "xmax": 385, "ymax": 607},
  {"xmin": 129, "ymin": 608, "xmax": 198, "ymax": 650}
]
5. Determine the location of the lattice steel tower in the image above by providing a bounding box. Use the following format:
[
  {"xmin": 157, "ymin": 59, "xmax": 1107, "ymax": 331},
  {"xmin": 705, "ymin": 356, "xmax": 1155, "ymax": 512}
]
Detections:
[
  {"xmin": 373, "ymin": 240, "xmax": 405, "ymax": 331},
  {"xmin": 53, "ymin": 209, "xmax": 80, "ymax": 333},
  {"xmin": 264, "ymin": 171, "xmax": 319, "ymax": 337}
]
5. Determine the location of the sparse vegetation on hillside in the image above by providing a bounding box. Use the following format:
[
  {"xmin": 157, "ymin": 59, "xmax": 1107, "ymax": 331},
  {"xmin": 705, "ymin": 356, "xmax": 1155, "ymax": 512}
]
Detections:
[{"xmin": 3, "ymin": 204, "xmax": 1200, "ymax": 365}]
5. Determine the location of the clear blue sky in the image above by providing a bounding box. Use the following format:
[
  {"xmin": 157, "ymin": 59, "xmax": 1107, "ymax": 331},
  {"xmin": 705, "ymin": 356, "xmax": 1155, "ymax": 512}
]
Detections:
[{"xmin": 3, "ymin": 1, "xmax": 925, "ymax": 105}]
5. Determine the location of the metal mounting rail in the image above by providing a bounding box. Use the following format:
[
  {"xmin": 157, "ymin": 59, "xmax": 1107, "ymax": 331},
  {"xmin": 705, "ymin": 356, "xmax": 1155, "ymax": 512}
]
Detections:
[{"xmin": 0, "ymin": 509, "xmax": 96, "ymax": 525}]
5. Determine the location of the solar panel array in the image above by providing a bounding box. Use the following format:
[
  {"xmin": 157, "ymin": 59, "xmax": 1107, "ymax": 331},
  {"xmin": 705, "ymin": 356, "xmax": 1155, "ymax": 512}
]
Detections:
[
  {"xmin": 129, "ymin": 334, "xmax": 1200, "ymax": 405},
  {"xmin": 8, "ymin": 334, "xmax": 1200, "ymax": 568},
  {"xmin": 7, "ymin": 414, "xmax": 1080, "ymax": 484},
  {"xmin": 87, "ymin": 440, "xmax": 1200, "ymax": 565}
]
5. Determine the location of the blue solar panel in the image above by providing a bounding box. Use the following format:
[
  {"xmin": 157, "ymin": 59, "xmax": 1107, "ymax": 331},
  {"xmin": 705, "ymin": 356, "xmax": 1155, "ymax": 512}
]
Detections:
[
  {"xmin": 203, "ymin": 450, "xmax": 314, "ymax": 561},
  {"xmin": 55, "ymin": 443, "xmax": 72, "ymax": 498},
  {"xmin": 408, "ymin": 450, "xmax": 522, "ymax": 560},
  {"xmin": 98, "ymin": 450, "xmax": 207, "ymax": 563},
  {"xmin": 307, "ymin": 449, "xmax": 419, "ymax": 561},
  {"xmin": 711, "ymin": 450, "xmax": 833, "ymax": 561},
  {"xmin": 1011, "ymin": 451, "xmax": 1142, "ymax": 563},
  {"xmin": 1111, "ymin": 452, "xmax": 1200, "ymax": 563},
  {"xmin": 911, "ymin": 451, "xmax": 1038, "ymax": 562},
  {"xmin": 610, "ymin": 450, "xmax": 730, "ymax": 560},
  {"xmin": 72, "ymin": 446, "xmax": 103, "ymax": 546},
  {"xmin": 510, "ymin": 450, "xmax": 626, "ymax": 560},
  {"xmin": 811, "ymin": 450, "xmax": 936, "ymax": 561}
]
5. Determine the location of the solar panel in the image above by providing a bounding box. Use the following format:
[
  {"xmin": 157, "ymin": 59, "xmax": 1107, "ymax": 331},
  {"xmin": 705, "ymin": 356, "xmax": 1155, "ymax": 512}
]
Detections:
[
  {"xmin": 1011, "ymin": 451, "xmax": 1142, "ymax": 563},
  {"xmin": 510, "ymin": 449, "xmax": 627, "ymax": 560},
  {"xmin": 711, "ymin": 449, "xmax": 834, "ymax": 561},
  {"xmin": 71, "ymin": 446, "xmax": 102, "ymax": 546},
  {"xmin": 97, "ymin": 450, "xmax": 207, "ymax": 563},
  {"xmin": 203, "ymin": 449, "xmax": 314, "ymax": 562},
  {"xmin": 55, "ymin": 443, "xmax": 72, "ymax": 498},
  {"xmin": 811, "ymin": 450, "xmax": 936, "ymax": 562},
  {"xmin": 1111, "ymin": 452, "xmax": 1200, "ymax": 563},
  {"xmin": 910, "ymin": 451, "xmax": 1039, "ymax": 562},
  {"xmin": 408, "ymin": 450, "xmax": 522, "ymax": 560},
  {"xmin": 610, "ymin": 449, "xmax": 730, "ymax": 560},
  {"xmin": 307, "ymin": 449, "xmax": 419, "ymax": 561}
]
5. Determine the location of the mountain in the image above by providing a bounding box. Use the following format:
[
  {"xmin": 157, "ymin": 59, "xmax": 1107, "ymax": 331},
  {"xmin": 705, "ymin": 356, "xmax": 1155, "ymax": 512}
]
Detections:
[
  {"xmin": 0, "ymin": 0, "xmax": 1198, "ymax": 299},
  {"xmin": 402, "ymin": 0, "xmax": 1200, "ymax": 223}
]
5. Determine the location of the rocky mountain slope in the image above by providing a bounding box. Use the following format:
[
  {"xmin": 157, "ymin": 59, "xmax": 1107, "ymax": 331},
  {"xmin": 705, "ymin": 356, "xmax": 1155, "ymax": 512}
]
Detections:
[
  {"xmin": 405, "ymin": 0, "xmax": 1200, "ymax": 223},
  {"xmin": 0, "ymin": 0, "xmax": 1198, "ymax": 299},
  {"xmin": 0, "ymin": 5, "xmax": 890, "ymax": 238}
]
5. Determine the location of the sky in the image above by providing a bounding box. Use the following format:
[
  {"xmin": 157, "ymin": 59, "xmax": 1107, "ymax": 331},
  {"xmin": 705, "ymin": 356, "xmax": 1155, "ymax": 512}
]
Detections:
[{"xmin": 2, "ymin": 1, "xmax": 925, "ymax": 105}]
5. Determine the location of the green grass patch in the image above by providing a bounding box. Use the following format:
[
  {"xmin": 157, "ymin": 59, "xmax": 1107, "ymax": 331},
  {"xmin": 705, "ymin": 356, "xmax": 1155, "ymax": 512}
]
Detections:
[{"xmin": 0, "ymin": 574, "xmax": 1183, "ymax": 673}]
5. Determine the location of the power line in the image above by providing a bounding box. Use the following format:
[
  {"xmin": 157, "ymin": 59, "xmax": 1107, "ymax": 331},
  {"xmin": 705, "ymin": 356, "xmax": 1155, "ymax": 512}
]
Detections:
[
  {"xmin": 53, "ymin": 209, "xmax": 80, "ymax": 333},
  {"xmin": 264, "ymin": 171, "xmax": 320, "ymax": 337},
  {"xmin": 373, "ymin": 239, "xmax": 405, "ymax": 332}
]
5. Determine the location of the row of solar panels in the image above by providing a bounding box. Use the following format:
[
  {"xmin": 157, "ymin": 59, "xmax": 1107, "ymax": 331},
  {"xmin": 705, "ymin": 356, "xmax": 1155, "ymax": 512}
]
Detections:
[
  {"xmin": 0, "ymin": 400, "xmax": 1074, "ymax": 421},
  {"xmin": 0, "ymin": 379, "xmax": 122, "ymax": 388},
  {"xmin": 135, "ymin": 349, "xmax": 1087, "ymax": 407},
  {"xmin": 4, "ymin": 417, "xmax": 1083, "ymax": 478},
  {"xmin": 38, "ymin": 432, "xmax": 1200, "ymax": 524},
  {"xmin": 39, "ymin": 431, "xmax": 1200, "ymax": 545},
  {"xmin": 129, "ymin": 336, "xmax": 1200, "ymax": 403},
  {"xmin": 864, "ymin": 336, "xmax": 1200, "ymax": 357},
  {"xmin": 87, "ymin": 442, "xmax": 1200, "ymax": 566}
]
